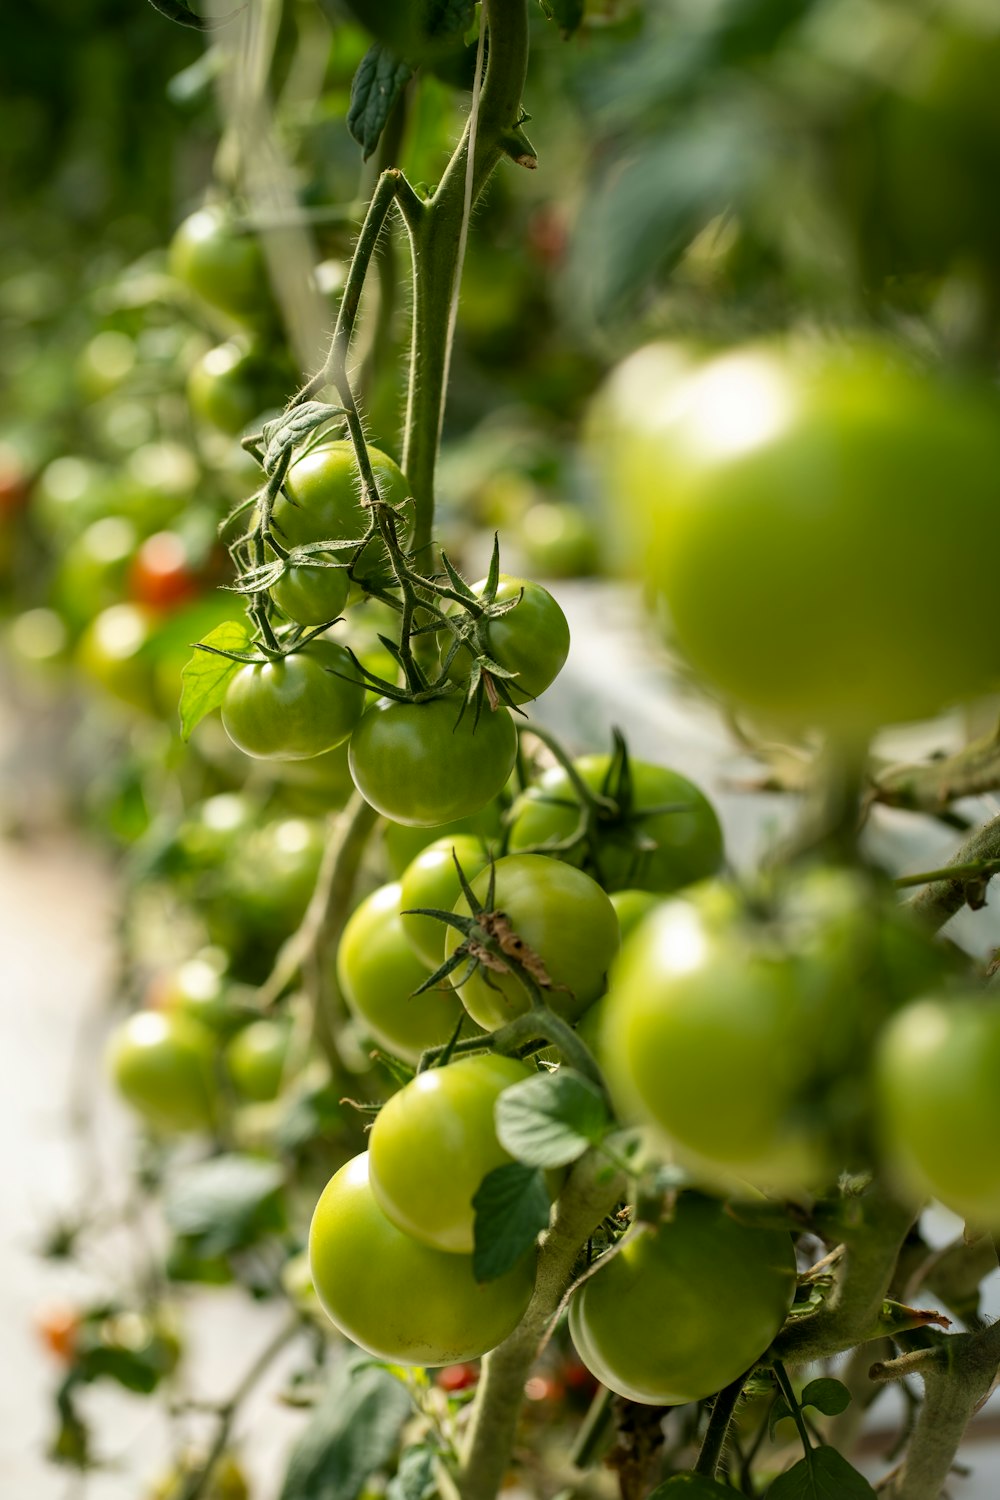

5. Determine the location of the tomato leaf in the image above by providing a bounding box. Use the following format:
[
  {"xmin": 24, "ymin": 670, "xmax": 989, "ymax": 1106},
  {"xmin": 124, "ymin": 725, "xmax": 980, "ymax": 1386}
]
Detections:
[
  {"xmin": 279, "ymin": 1358, "xmax": 410, "ymax": 1500},
  {"xmin": 800, "ymin": 1378, "xmax": 851, "ymax": 1419},
  {"xmin": 164, "ymin": 1154, "xmax": 285, "ymax": 1255},
  {"xmin": 386, "ymin": 1444, "xmax": 437, "ymax": 1500},
  {"xmin": 766, "ymin": 1446, "xmax": 877, "ymax": 1499},
  {"xmin": 179, "ymin": 620, "xmax": 253, "ymax": 740},
  {"xmin": 494, "ymin": 1069, "xmax": 610, "ymax": 1168},
  {"xmin": 472, "ymin": 1162, "xmax": 550, "ymax": 1282},
  {"xmin": 348, "ymin": 45, "xmax": 414, "ymax": 161},
  {"xmin": 648, "ymin": 1475, "xmax": 735, "ymax": 1499}
]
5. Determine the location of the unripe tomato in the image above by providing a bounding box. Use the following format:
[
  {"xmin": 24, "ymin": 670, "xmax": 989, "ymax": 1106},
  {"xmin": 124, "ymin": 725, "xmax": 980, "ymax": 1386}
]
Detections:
[
  {"xmin": 447, "ymin": 576, "xmax": 570, "ymax": 702},
  {"xmin": 107, "ymin": 1011, "xmax": 216, "ymax": 1133},
  {"xmin": 55, "ymin": 516, "xmax": 138, "ymax": 628},
  {"xmin": 876, "ymin": 995, "xmax": 1000, "ymax": 1227},
  {"xmin": 508, "ymin": 756, "xmax": 723, "ymax": 895},
  {"xmin": 76, "ymin": 604, "xmax": 156, "ymax": 713},
  {"xmin": 225, "ymin": 1017, "xmax": 293, "ymax": 1101},
  {"xmin": 221, "ymin": 641, "xmax": 364, "ymax": 760},
  {"xmin": 269, "ymin": 558, "xmax": 350, "ymax": 627},
  {"xmin": 382, "ymin": 801, "xmax": 505, "ymax": 877},
  {"xmin": 349, "ymin": 697, "xmax": 517, "ymax": 828},
  {"xmin": 520, "ymin": 501, "xmax": 599, "ymax": 579},
  {"xmin": 444, "ymin": 854, "xmax": 620, "ymax": 1031},
  {"xmin": 569, "ymin": 1193, "xmax": 796, "ymax": 1404},
  {"xmin": 170, "ymin": 206, "xmax": 270, "ymax": 322},
  {"xmin": 275, "ymin": 440, "xmax": 413, "ymax": 583},
  {"xmin": 369, "ymin": 1054, "xmax": 532, "ymax": 1252},
  {"xmin": 336, "ymin": 883, "xmax": 469, "ymax": 1063},
  {"xmin": 615, "ymin": 341, "xmax": 1000, "ymax": 733},
  {"xmin": 399, "ymin": 835, "xmax": 491, "ymax": 967},
  {"xmin": 149, "ymin": 1452, "xmax": 249, "ymax": 1500},
  {"xmin": 308, "ymin": 1152, "xmax": 535, "ymax": 1364},
  {"xmin": 187, "ymin": 340, "xmax": 290, "ymax": 435},
  {"xmin": 610, "ymin": 889, "xmax": 660, "ymax": 941}
]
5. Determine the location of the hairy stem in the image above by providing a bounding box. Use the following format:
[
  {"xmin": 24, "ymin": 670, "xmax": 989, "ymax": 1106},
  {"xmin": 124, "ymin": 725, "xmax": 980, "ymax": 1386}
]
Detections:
[
  {"xmin": 906, "ymin": 812, "xmax": 1000, "ymax": 931},
  {"xmin": 456, "ymin": 1151, "xmax": 625, "ymax": 1500},
  {"xmin": 695, "ymin": 1372, "xmax": 749, "ymax": 1478}
]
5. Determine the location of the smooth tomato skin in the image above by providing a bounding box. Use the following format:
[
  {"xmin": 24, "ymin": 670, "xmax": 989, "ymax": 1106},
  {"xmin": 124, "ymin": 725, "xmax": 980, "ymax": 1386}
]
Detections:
[
  {"xmin": 275, "ymin": 441, "xmax": 412, "ymax": 582},
  {"xmin": 382, "ymin": 802, "xmax": 505, "ymax": 877},
  {"xmin": 349, "ymin": 697, "xmax": 518, "ymax": 828},
  {"xmin": 876, "ymin": 997, "xmax": 1000, "ymax": 1227},
  {"xmin": 448, "ymin": 575, "xmax": 570, "ymax": 702},
  {"xmin": 336, "ymin": 883, "xmax": 469, "ymax": 1063},
  {"xmin": 369, "ymin": 1054, "xmax": 532, "ymax": 1252},
  {"xmin": 626, "ymin": 343, "xmax": 1000, "ymax": 733},
  {"xmin": 170, "ymin": 206, "xmax": 270, "ymax": 322},
  {"xmin": 186, "ymin": 341, "xmax": 290, "ymax": 435},
  {"xmin": 508, "ymin": 757, "xmax": 723, "ymax": 895},
  {"xmin": 270, "ymin": 561, "xmax": 350, "ymax": 627},
  {"xmin": 107, "ymin": 1011, "xmax": 216, "ymax": 1133},
  {"xmin": 445, "ymin": 854, "xmax": 620, "ymax": 1031},
  {"xmin": 399, "ymin": 835, "xmax": 491, "ymax": 967},
  {"xmin": 569, "ymin": 1193, "xmax": 796, "ymax": 1404},
  {"xmin": 610, "ymin": 889, "xmax": 661, "ymax": 942},
  {"xmin": 225, "ymin": 1017, "xmax": 293, "ymax": 1102},
  {"xmin": 221, "ymin": 641, "xmax": 364, "ymax": 760},
  {"xmin": 308, "ymin": 1152, "xmax": 535, "ymax": 1365}
]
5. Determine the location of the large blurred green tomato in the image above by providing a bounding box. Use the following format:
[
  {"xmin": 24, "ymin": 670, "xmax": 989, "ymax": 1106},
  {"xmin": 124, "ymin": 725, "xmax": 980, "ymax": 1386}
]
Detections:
[
  {"xmin": 107, "ymin": 1012, "xmax": 216, "ymax": 1133},
  {"xmin": 187, "ymin": 341, "xmax": 291, "ymax": 435},
  {"xmin": 76, "ymin": 604, "xmax": 156, "ymax": 712},
  {"xmin": 336, "ymin": 883, "xmax": 468, "ymax": 1062},
  {"xmin": 508, "ymin": 756, "xmax": 723, "ymax": 895},
  {"xmin": 274, "ymin": 440, "xmax": 412, "ymax": 582},
  {"xmin": 876, "ymin": 996, "xmax": 1000, "ymax": 1227},
  {"xmin": 170, "ymin": 206, "xmax": 270, "ymax": 322},
  {"xmin": 444, "ymin": 854, "xmax": 620, "ymax": 1031},
  {"xmin": 615, "ymin": 342, "xmax": 1000, "ymax": 733},
  {"xmin": 308, "ymin": 1152, "xmax": 535, "ymax": 1364},
  {"xmin": 225, "ymin": 1017, "xmax": 294, "ymax": 1102},
  {"xmin": 369, "ymin": 1054, "xmax": 531, "ymax": 1253},
  {"xmin": 569, "ymin": 1193, "xmax": 796, "ymax": 1404}
]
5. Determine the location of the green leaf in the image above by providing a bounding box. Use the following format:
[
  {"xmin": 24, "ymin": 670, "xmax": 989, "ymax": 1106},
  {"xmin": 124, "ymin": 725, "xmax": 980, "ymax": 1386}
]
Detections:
[
  {"xmin": 494, "ymin": 1069, "xmax": 610, "ymax": 1168},
  {"xmin": 800, "ymin": 1378, "xmax": 851, "ymax": 1419},
  {"xmin": 348, "ymin": 45, "xmax": 414, "ymax": 161},
  {"xmin": 539, "ymin": 0, "xmax": 584, "ymax": 38},
  {"xmin": 279, "ymin": 1359, "xmax": 411, "ymax": 1500},
  {"xmin": 179, "ymin": 620, "xmax": 253, "ymax": 740},
  {"xmin": 386, "ymin": 1445, "xmax": 437, "ymax": 1500},
  {"xmin": 472, "ymin": 1162, "xmax": 550, "ymax": 1283},
  {"xmin": 648, "ymin": 1476, "xmax": 735, "ymax": 1499},
  {"xmin": 164, "ymin": 1154, "xmax": 285, "ymax": 1255},
  {"xmin": 767, "ymin": 1446, "xmax": 877, "ymax": 1499}
]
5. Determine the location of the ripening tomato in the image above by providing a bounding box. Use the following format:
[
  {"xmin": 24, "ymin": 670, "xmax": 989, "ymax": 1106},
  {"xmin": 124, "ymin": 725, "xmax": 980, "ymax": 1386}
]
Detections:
[
  {"xmin": 349, "ymin": 696, "xmax": 518, "ymax": 828},
  {"xmin": 336, "ymin": 883, "xmax": 470, "ymax": 1062},
  {"xmin": 308, "ymin": 1152, "xmax": 535, "ymax": 1365},
  {"xmin": 129, "ymin": 531, "xmax": 200, "ymax": 612},
  {"xmin": 612, "ymin": 341, "xmax": 1000, "ymax": 732},
  {"xmin": 368, "ymin": 1054, "xmax": 532, "ymax": 1252},
  {"xmin": 508, "ymin": 756, "xmax": 723, "ymax": 895},
  {"xmin": 569, "ymin": 1193, "xmax": 796, "ymax": 1404},
  {"xmin": 221, "ymin": 640, "xmax": 364, "ymax": 760},
  {"xmin": 444, "ymin": 854, "xmax": 620, "ymax": 1031}
]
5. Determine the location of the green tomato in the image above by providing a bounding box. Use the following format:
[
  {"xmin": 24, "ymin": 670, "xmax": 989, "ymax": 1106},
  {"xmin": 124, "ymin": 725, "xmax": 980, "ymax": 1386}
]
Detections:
[
  {"xmin": 336, "ymin": 883, "xmax": 469, "ymax": 1063},
  {"xmin": 225, "ymin": 1017, "xmax": 294, "ymax": 1101},
  {"xmin": 876, "ymin": 996, "xmax": 1000, "ymax": 1227},
  {"xmin": 170, "ymin": 206, "xmax": 270, "ymax": 322},
  {"xmin": 369, "ymin": 1054, "xmax": 532, "ymax": 1253},
  {"xmin": 270, "ymin": 559, "xmax": 350, "ymax": 627},
  {"xmin": 55, "ymin": 516, "xmax": 138, "ymax": 630},
  {"xmin": 444, "ymin": 854, "xmax": 620, "ymax": 1031},
  {"xmin": 107, "ymin": 1011, "xmax": 216, "ymax": 1133},
  {"xmin": 520, "ymin": 501, "xmax": 599, "ymax": 579},
  {"xmin": 76, "ymin": 604, "xmax": 156, "ymax": 713},
  {"xmin": 447, "ymin": 575, "xmax": 570, "ymax": 702},
  {"xmin": 508, "ymin": 756, "xmax": 723, "ymax": 895},
  {"xmin": 620, "ymin": 341, "xmax": 1000, "ymax": 733},
  {"xmin": 349, "ymin": 697, "xmax": 518, "ymax": 828},
  {"xmin": 187, "ymin": 341, "xmax": 291, "ymax": 435},
  {"xmin": 382, "ymin": 802, "xmax": 505, "ymax": 877},
  {"xmin": 610, "ymin": 889, "xmax": 661, "ymax": 942},
  {"xmin": 221, "ymin": 818, "xmax": 325, "ymax": 933},
  {"xmin": 399, "ymin": 835, "xmax": 491, "ymax": 967},
  {"xmin": 221, "ymin": 640, "xmax": 364, "ymax": 760},
  {"xmin": 308, "ymin": 1152, "xmax": 535, "ymax": 1364},
  {"xmin": 274, "ymin": 440, "xmax": 413, "ymax": 583},
  {"xmin": 569, "ymin": 1193, "xmax": 796, "ymax": 1404}
]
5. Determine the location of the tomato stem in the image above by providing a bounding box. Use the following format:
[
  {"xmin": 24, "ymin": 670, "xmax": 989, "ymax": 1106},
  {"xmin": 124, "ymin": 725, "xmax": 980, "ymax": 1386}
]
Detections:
[{"xmin": 694, "ymin": 1370, "xmax": 750, "ymax": 1479}]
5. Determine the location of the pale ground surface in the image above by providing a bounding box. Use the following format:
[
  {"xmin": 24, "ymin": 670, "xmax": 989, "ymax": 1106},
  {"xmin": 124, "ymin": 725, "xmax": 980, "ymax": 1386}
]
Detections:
[{"xmin": 5, "ymin": 581, "xmax": 1000, "ymax": 1497}]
